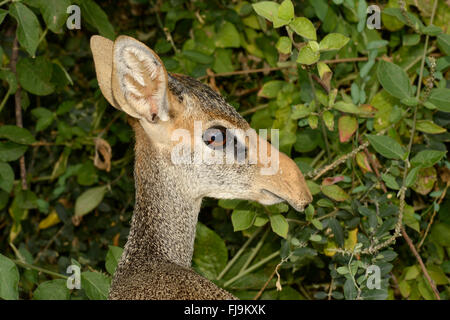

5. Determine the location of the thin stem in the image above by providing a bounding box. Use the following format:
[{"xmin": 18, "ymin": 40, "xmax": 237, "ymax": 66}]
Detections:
[
  {"xmin": 0, "ymin": 0, "xmax": 11, "ymax": 7},
  {"xmin": 12, "ymin": 259, "xmax": 68, "ymax": 280},
  {"xmin": 10, "ymin": 35, "xmax": 27, "ymax": 190},
  {"xmin": 418, "ymin": 184, "xmax": 448, "ymax": 250},
  {"xmin": 401, "ymin": 227, "xmax": 440, "ymax": 300},
  {"xmin": 239, "ymin": 104, "xmax": 269, "ymax": 116},
  {"xmin": 238, "ymin": 227, "xmax": 269, "ymax": 274},
  {"xmin": 224, "ymin": 251, "xmax": 279, "ymax": 288},
  {"xmin": 308, "ymin": 71, "xmax": 331, "ymax": 161},
  {"xmin": 0, "ymin": 87, "xmax": 11, "ymax": 113},
  {"xmin": 216, "ymin": 227, "xmax": 263, "ymax": 281}
]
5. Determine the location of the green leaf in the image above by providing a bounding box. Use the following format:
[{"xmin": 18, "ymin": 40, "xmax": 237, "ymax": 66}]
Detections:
[
  {"xmin": 277, "ymin": 0, "xmax": 294, "ymax": 22},
  {"xmin": 309, "ymin": 234, "xmax": 322, "ymax": 242},
  {"xmin": 17, "ymin": 57, "xmax": 55, "ymax": 96},
  {"xmin": 343, "ymin": 278, "xmax": 357, "ymax": 300},
  {"xmin": 0, "ymin": 9, "xmax": 8, "ymax": 26},
  {"xmin": 252, "ymin": 1, "xmax": 279, "ymax": 23},
  {"xmin": 328, "ymin": 218, "xmax": 344, "ymax": 247},
  {"xmin": 33, "ymin": 279, "xmax": 70, "ymax": 300},
  {"xmin": 183, "ymin": 49, "xmax": 214, "ymax": 64},
  {"xmin": 269, "ymin": 214, "xmax": 288, "ymax": 238},
  {"xmin": 0, "ymin": 125, "xmax": 35, "ymax": 144},
  {"xmin": 428, "ymin": 88, "xmax": 450, "ymax": 112},
  {"xmin": 377, "ymin": 60, "xmax": 412, "ymax": 100},
  {"xmin": 0, "ymin": 142, "xmax": 28, "ymax": 162},
  {"xmin": 76, "ymin": 0, "xmax": 115, "ymax": 40},
  {"xmin": 427, "ymin": 265, "xmax": 449, "ymax": 285},
  {"xmin": 307, "ymin": 115, "xmax": 319, "ymax": 129},
  {"xmin": 415, "ymin": 120, "xmax": 446, "ymax": 134},
  {"xmin": 319, "ymin": 33, "xmax": 349, "ymax": 51},
  {"xmin": 291, "ymin": 104, "xmax": 311, "ymax": 119},
  {"xmin": 338, "ymin": 115, "xmax": 357, "ymax": 142},
  {"xmin": 382, "ymin": 173, "xmax": 400, "ymax": 190},
  {"xmin": 38, "ymin": 0, "xmax": 70, "ymax": 33},
  {"xmin": 366, "ymin": 135, "xmax": 406, "ymax": 160},
  {"xmin": 322, "ymin": 110, "xmax": 334, "ymax": 131},
  {"xmin": 400, "ymin": 97, "xmax": 419, "ymax": 107},
  {"xmin": 9, "ymin": 3, "xmax": 41, "ymax": 57},
  {"xmin": 311, "ymin": 218, "xmax": 323, "ymax": 230},
  {"xmin": 0, "ymin": 69, "xmax": 18, "ymax": 94},
  {"xmin": 276, "ymin": 36, "xmax": 292, "ymax": 54},
  {"xmin": 218, "ymin": 199, "xmax": 242, "ymax": 209},
  {"xmin": 192, "ymin": 222, "xmax": 228, "ymax": 279},
  {"xmin": 410, "ymin": 150, "xmax": 446, "ymax": 168},
  {"xmin": 0, "ymin": 254, "xmax": 19, "ymax": 300},
  {"xmin": 258, "ymin": 80, "xmax": 284, "ymax": 98},
  {"xmin": 405, "ymin": 167, "xmax": 420, "ymax": 187},
  {"xmin": 215, "ymin": 21, "xmax": 240, "ymax": 48},
  {"xmin": 105, "ymin": 246, "xmax": 124, "ymax": 276},
  {"xmin": 31, "ymin": 107, "xmax": 54, "ymax": 132},
  {"xmin": 336, "ymin": 266, "xmax": 349, "ymax": 275},
  {"xmin": 332, "ymin": 101, "xmax": 360, "ymax": 114},
  {"xmin": 361, "ymin": 288, "xmax": 388, "ymax": 300},
  {"xmin": 404, "ymin": 265, "xmax": 420, "ymax": 280},
  {"xmin": 321, "ymin": 184, "xmax": 349, "ymax": 202},
  {"xmin": 74, "ymin": 185, "xmax": 108, "ymax": 217},
  {"xmin": 296, "ymin": 43, "xmax": 320, "ymax": 65},
  {"xmin": 231, "ymin": 208, "xmax": 256, "ymax": 231},
  {"xmin": 81, "ymin": 271, "xmax": 111, "ymax": 300},
  {"xmin": 213, "ymin": 49, "xmax": 234, "ymax": 73},
  {"xmin": 437, "ymin": 33, "xmax": 450, "ymax": 55},
  {"xmin": 289, "ymin": 17, "xmax": 316, "ymax": 40},
  {"xmin": 421, "ymin": 24, "xmax": 442, "ymax": 36}
]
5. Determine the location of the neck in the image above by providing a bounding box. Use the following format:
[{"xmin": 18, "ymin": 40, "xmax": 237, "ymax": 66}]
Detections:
[{"xmin": 118, "ymin": 125, "xmax": 201, "ymax": 270}]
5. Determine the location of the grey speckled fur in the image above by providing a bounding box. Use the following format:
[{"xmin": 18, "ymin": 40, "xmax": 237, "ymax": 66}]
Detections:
[{"xmin": 109, "ymin": 75, "xmax": 240, "ymax": 300}]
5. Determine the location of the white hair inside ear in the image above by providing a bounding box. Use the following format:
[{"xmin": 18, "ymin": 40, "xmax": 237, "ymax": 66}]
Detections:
[{"xmin": 112, "ymin": 36, "xmax": 169, "ymax": 122}]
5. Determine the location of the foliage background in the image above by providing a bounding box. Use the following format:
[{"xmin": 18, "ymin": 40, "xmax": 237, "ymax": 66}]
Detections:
[{"xmin": 0, "ymin": 0, "xmax": 449, "ymax": 300}]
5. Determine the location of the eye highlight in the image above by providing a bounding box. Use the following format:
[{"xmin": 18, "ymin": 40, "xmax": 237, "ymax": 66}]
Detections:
[
  {"xmin": 203, "ymin": 126, "xmax": 227, "ymax": 149},
  {"xmin": 202, "ymin": 125, "xmax": 248, "ymax": 161}
]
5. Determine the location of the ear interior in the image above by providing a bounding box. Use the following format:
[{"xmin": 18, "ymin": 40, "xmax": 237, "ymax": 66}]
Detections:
[
  {"xmin": 90, "ymin": 36, "xmax": 120, "ymax": 110},
  {"xmin": 111, "ymin": 36, "xmax": 170, "ymax": 122}
]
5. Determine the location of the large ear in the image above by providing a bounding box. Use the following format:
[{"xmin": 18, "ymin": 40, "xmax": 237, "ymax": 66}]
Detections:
[
  {"xmin": 111, "ymin": 35, "xmax": 170, "ymax": 123},
  {"xmin": 90, "ymin": 35, "xmax": 120, "ymax": 110}
]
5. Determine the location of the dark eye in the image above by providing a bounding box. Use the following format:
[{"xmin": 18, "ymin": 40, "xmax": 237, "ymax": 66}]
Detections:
[{"xmin": 203, "ymin": 126, "xmax": 227, "ymax": 149}]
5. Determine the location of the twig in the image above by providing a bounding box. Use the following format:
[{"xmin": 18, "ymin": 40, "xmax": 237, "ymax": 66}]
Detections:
[
  {"xmin": 308, "ymin": 71, "xmax": 331, "ymax": 161},
  {"xmin": 253, "ymin": 259, "xmax": 281, "ymax": 300},
  {"xmin": 327, "ymin": 277, "xmax": 334, "ymax": 300},
  {"xmin": 238, "ymin": 227, "xmax": 269, "ymax": 274},
  {"xmin": 224, "ymin": 251, "xmax": 279, "ymax": 288},
  {"xmin": 417, "ymin": 184, "xmax": 448, "ymax": 250},
  {"xmin": 153, "ymin": 1, "xmax": 179, "ymax": 54},
  {"xmin": 10, "ymin": 36, "xmax": 27, "ymax": 190},
  {"xmin": 198, "ymin": 57, "xmax": 388, "ymax": 80},
  {"xmin": 401, "ymin": 227, "xmax": 440, "ymax": 300},
  {"xmin": 33, "ymin": 225, "xmax": 65, "ymax": 264},
  {"xmin": 12, "ymin": 259, "xmax": 68, "ymax": 279},
  {"xmin": 239, "ymin": 104, "xmax": 269, "ymax": 116},
  {"xmin": 308, "ymin": 141, "xmax": 369, "ymax": 180},
  {"xmin": 197, "ymin": 66, "xmax": 292, "ymax": 80},
  {"xmin": 217, "ymin": 227, "xmax": 263, "ymax": 281}
]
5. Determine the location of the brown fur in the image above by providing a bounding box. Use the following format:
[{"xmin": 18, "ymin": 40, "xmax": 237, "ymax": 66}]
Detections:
[{"xmin": 90, "ymin": 35, "xmax": 312, "ymax": 300}]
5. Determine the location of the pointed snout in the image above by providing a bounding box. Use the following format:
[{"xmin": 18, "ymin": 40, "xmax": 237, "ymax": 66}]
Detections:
[
  {"xmin": 271, "ymin": 152, "xmax": 313, "ymax": 211},
  {"xmin": 255, "ymin": 145, "xmax": 313, "ymax": 212}
]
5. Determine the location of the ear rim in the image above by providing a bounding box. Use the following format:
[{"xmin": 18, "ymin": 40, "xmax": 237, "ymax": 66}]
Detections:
[
  {"xmin": 90, "ymin": 35, "xmax": 120, "ymax": 110},
  {"xmin": 111, "ymin": 35, "xmax": 170, "ymax": 122}
]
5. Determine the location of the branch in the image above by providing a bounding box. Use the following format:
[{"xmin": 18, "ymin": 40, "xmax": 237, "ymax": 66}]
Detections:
[
  {"xmin": 10, "ymin": 36, "xmax": 27, "ymax": 190},
  {"xmin": 401, "ymin": 227, "xmax": 440, "ymax": 300}
]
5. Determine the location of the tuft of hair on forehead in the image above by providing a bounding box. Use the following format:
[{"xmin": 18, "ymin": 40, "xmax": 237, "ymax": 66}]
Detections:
[{"xmin": 167, "ymin": 73, "xmax": 249, "ymax": 128}]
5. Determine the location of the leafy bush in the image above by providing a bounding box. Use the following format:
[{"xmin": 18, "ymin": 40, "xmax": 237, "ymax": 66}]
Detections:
[{"xmin": 0, "ymin": 0, "xmax": 449, "ymax": 300}]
